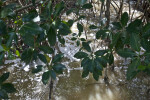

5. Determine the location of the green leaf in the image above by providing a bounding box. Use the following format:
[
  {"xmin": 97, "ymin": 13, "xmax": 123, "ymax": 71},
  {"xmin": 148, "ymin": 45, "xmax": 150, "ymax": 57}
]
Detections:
[
  {"xmin": 82, "ymin": 42, "xmax": 91, "ymax": 52},
  {"xmin": 53, "ymin": 1, "xmax": 64, "ymax": 19},
  {"xmin": 96, "ymin": 56, "xmax": 108, "ymax": 67},
  {"xmin": 32, "ymin": 50, "xmax": 38, "ymax": 61},
  {"xmin": 38, "ymin": 54, "xmax": 47, "ymax": 64},
  {"xmin": 0, "ymin": 72, "xmax": 10, "ymax": 84},
  {"xmin": 19, "ymin": 22, "xmax": 44, "ymax": 35},
  {"xmin": 82, "ymin": 69, "xmax": 89, "ymax": 78},
  {"xmin": 137, "ymin": 65, "xmax": 146, "ymax": 71},
  {"xmin": 109, "ymin": 53, "xmax": 114, "ymax": 65},
  {"xmin": 130, "ymin": 33, "xmax": 140, "ymax": 51},
  {"xmin": 66, "ymin": 8, "xmax": 74, "ymax": 15},
  {"xmin": 77, "ymin": 23, "xmax": 83, "ymax": 33},
  {"xmin": 0, "ymin": 89, "xmax": 8, "ymax": 99},
  {"xmin": 96, "ymin": 30, "xmax": 108, "ymax": 39},
  {"xmin": 6, "ymin": 32, "xmax": 15, "ymax": 47},
  {"xmin": 1, "ymin": 83, "xmax": 16, "ymax": 93},
  {"xmin": 127, "ymin": 19, "xmax": 142, "ymax": 33},
  {"xmin": 32, "ymin": 0, "xmax": 35, "ymax": 6},
  {"xmin": 74, "ymin": 51, "xmax": 88, "ymax": 59},
  {"xmin": 52, "ymin": 53, "xmax": 64, "ymax": 63},
  {"xmin": 141, "ymin": 38, "xmax": 150, "ymax": 51},
  {"xmin": 76, "ymin": 40, "xmax": 80, "ymax": 46},
  {"xmin": 0, "ymin": 8, "xmax": 15, "ymax": 18},
  {"xmin": 47, "ymin": 26, "xmax": 56, "ymax": 46},
  {"xmin": 100, "ymin": 0, "xmax": 105, "ymax": 3},
  {"xmin": 0, "ymin": 52, "xmax": 4, "ymax": 65},
  {"xmin": 77, "ymin": 0, "xmax": 87, "ymax": 5},
  {"xmin": 93, "ymin": 70, "xmax": 99, "ymax": 81},
  {"xmin": 42, "ymin": 71, "xmax": 50, "ymax": 85},
  {"xmin": 89, "ymin": 25, "xmax": 97, "ymax": 29},
  {"xmin": 22, "ymin": 33, "xmax": 34, "ymax": 47},
  {"xmin": 120, "ymin": 12, "xmax": 128, "ymax": 27},
  {"xmin": 68, "ymin": 20, "xmax": 74, "ymax": 27},
  {"xmin": 94, "ymin": 59, "xmax": 103, "ymax": 70},
  {"xmin": 142, "ymin": 23, "xmax": 150, "ymax": 33},
  {"xmin": 110, "ymin": 32, "xmax": 121, "ymax": 48},
  {"xmin": 58, "ymin": 35, "xmax": 65, "ymax": 44},
  {"xmin": 39, "ymin": 46, "xmax": 54, "ymax": 54},
  {"xmin": 81, "ymin": 57, "xmax": 90, "ymax": 67},
  {"xmin": 126, "ymin": 58, "xmax": 140, "ymax": 80},
  {"xmin": 50, "ymin": 70, "xmax": 56, "ymax": 80},
  {"xmin": 82, "ymin": 3, "xmax": 93, "ymax": 9},
  {"xmin": 80, "ymin": 38, "xmax": 86, "ymax": 41},
  {"xmin": 22, "ymin": 9, "xmax": 38, "ymax": 22},
  {"xmin": 0, "ymin": 45, "xmax": 4, "ymax": 52},
  {"xmin": 117, "ymin": 48, "xmax": 136, "ymax": 58},
  {"xmin": 95, "ymin": 50, "xmax": 108, "ymax": 56},
  {"xmin": 58, "ymin": 23, "xmax": 71, "ymax": 35},
  {"xmin": 32, "ymin": 65, "xmax": 43, "ymax": 73},
  {"xmin": 21, "ymin": 49, "xmax": 33, "ymax": 64},
  {"xmin": 53, "ymin": 64, "xmax": 66, "ymax": 74},
  {"xmin": 0, "ymin": 20, "xmax": 7, "ymax": 35},
  {"xmin": 112, "ymin": 22, "xmax": 122, "ymax": 30}
]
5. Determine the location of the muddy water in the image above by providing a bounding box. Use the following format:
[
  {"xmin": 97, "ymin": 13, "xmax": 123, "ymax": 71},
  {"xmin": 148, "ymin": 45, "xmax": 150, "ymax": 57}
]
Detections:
[{"xmin": 1, "ymin": 59, "xmax": 150, "ymax": 100}]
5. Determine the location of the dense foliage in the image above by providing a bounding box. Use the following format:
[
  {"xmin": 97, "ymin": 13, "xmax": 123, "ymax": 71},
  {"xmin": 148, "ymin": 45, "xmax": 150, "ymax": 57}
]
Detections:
[{"xmin": 0, "ymin": 0, "xmax": 150, "ymax": 99}]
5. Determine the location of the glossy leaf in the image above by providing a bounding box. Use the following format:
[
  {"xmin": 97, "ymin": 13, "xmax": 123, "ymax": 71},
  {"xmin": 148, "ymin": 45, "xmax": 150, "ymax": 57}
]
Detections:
[
  {"xmin": 96, "ymin": 56, "xmax": 108, "ymax": 67},
  {"xmin": 117, "ymin": 48, "xmax": 136, "ymax": 58},
  {"xmin": 22, "ymin": 9, "xmax": 38, "ymax": 22},
  {"xmin": 0, "ymin": 89, "xmax": 8, "ymax": 99},
  {"xmin": 0, "ymin": 20, "xmax": 7, "ymax": 35},
  {"xmin": 22, "ymin": 34, "xmax": 34, "ymax": 47},
  {"xmin": 82, "ymin": 42, "xmax": 91, "ymax": 52},
  {"xmin": 0, "ymin": 8, "xmax": 15, "ymax": 18},
  {"xmin": 50, "ymin": 70, "xmax": 56, "ymax": 80},
  {"xmin": 1, "ymin": 83, "xmax": 16, "ymax": 93},
  {"xmin": 94, "ymin": 59, "xmax": 103, "ymax": 70},
  {"xmin": 19, "ymin": 22, "xmax": 44, "ymax": 35},
  {"xmin": 130, "ymin": 33, "xmax": 140, "ymax": 51},
  {"xmin": 6, "ymin": 32, "xmax": 15, "ymax": 47},
  {"xmin": 39, "ymin": 46, "xmax": 54, "ymax": 54},
  {"xmin": 120, "ymin": 12, "xmax": 128, "ymax": 27},
  {"xmin": 127, "ymin": 58, "xmax": 140, "ymax": 80},
  {"xmin": 96, "ymin": 30, "xmax": 108, "ymax": 39},
  {"xmin": 110, "ymin": 32, "xmax": 121, "ymax": 48},
  {"xmin": 42, "ymin": 71, "xmax": 50, "ymax": 85},
  {"xmin": 74, "ymin": 51, "xmax": 88, "ymax": 59},
  {"xmin": 141, "ymin": 38, "xmax": 150, "ymax": 51},
  {"xmin": 109, "ymin": 53, "xmax": 114, "ymax": 65},
  {"xmin": 112, "ymin": 22, "xmax": 122, "ymax": 30},
  {"xmin": 95, "ymin": 50, "xmax": 108, "ymax": 56},
  {"xmin": 93, "ymin": 70, "xmax": 99, "ymax": 81},
  {"xmin": 0, "ymin": 72, "xmax": 10, "ymax": 84},
  {"xmin": 82, "ymin": 69, "xmax": 89, "ymax": 78},
  {"xmin": 38, "ymin": 54, "xmax": 47, "ymax": 64},
  {"xmin": 32, "ymin": 65, "xmax": 43, "ymax": 73},
  {"xmin": 52, "ymin": 53, "xmax": 64, "ymax": 63},
  {"xmin": 82, "ymin": 3, "xmax": 93, "ymax": 9},
  {"xmin": 58, "ymin": 23, "xmax": 71, "ymax": 35},
  {"xmin": 0, "ymin": 45, "xmax": 4, "ymax": 52},
  {"xmin": 127, "ymin": 19, "xmax": 142, "ymax": 33},
  {"xmin": 53, "ymin": 64, "xmax": 66, "ymax": 74},
  {"xmin": 89, "ymin": 25, "xmax": 97, "ymax": 29},
  {"xmin": 21, "ymin": 49, "xmax": 33, "ymax": 64},
  {"xmin": 77, "ymin": 23, "xmax": 83, "ymax": 33},
  {"xmin": 53, "ymin": 1, "xmax": 64, "ymax": 19},
  {"xmin": 58, "ymin": 35, "xmax": 65, "ymax": 44},
  {"xmin": 47, "ymin": 26, "xmax": 56, "ymax": 46}
]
